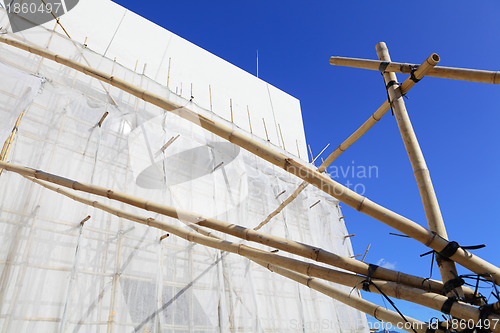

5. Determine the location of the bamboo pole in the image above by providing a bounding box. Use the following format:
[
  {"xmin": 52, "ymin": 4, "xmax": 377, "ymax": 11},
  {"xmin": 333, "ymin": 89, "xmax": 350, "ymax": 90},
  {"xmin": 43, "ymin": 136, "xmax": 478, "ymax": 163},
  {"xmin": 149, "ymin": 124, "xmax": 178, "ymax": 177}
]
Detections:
[
  {"xmin": 376, "ymin": 42, "xmax": 463, "ymax": 298},
  {"xmin": 18, "ymin": 176, "xmax": 500, "ymax": 330},
  {"xmin": 1, "ymin": 37, "xmax": 497, "ymax": 284},
  {"xmin": 255, "ymin": 53, "xmax": 440, "ymax": 231},
  {"xmin": 0, "ymin": 161, "xmax": 475, "ymax": 299},
  {"xmin": 259, "ymin": 262, "xmax": 432, "ymax": 333},
  {"xmin": 330, "ymin": 56, "xmax": 500, "ymax": 84}
]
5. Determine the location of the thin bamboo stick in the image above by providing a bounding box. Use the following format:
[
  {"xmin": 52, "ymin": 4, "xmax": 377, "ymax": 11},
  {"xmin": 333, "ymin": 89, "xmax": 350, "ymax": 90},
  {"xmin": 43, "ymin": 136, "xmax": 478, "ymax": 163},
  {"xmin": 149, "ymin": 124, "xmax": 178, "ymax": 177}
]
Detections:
[
  {"xmin": 247, "ymin": 106, "xmax": 252, "ymax": 133},
  {"xmin": 361, "ymin": 243, "xmax": 371, "ymax": 262},
  {"xmin": 21, "ymin": 176, "xmax": 500, "ymax": 330},
  {"xmin": 167, "ymin": 58, "xmax": 171, "ymax": 88},
  {"xmin": 0, "ymin": 109, "xmax": 26, "ymax": 176},
  {"xmin": 330, "ymin": 56, "xmax": 500, "ymax": 84},
  {"xmin": 262, "ymin": 118, "xmax": 269, "ymax": 141},
  {"xmin": 376, "ymin": 42, "xmax": 463, "ymax": 298},
  {"xmin": 259, "ymin": 262, "xmax": 431, "ymax": 333},
  {"xmin": 2, "ymin": 162, "xmax": 474, "ymax": 299},
  {"xmin": 255, "ymin": 54, "xmax": 439, "ymax": 231},
  {"xmin": 1, "ymin": 37, "xmax": 497, "ymax": 284},
  {"xmin": 278, "ymin": 124, "xmax": 286, "ymax": 150},
  {"xmin": 209, "ymin": 84, "xmax": 213, "ymax": 111},
  {"xmin": 308, "ymin": 144, "xmax": 314, "ymax": 162},
  {"xmin": 230, "ymin": 98, "xmax": 233, "ymax": 123}
]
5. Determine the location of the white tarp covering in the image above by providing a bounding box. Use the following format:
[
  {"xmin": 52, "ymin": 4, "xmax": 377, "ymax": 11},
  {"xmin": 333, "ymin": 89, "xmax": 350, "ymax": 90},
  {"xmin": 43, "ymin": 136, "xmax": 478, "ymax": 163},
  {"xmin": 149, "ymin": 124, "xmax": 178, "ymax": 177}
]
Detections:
[{"xmin": 0, "ymin": 7, "xmax": 368, "ymax": 333}]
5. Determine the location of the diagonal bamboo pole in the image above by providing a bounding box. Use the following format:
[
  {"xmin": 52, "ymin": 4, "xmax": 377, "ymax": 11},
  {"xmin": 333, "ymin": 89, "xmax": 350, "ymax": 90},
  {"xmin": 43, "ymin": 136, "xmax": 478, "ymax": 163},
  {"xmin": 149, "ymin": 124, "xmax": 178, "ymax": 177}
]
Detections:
[
  {"xmin": 17, "ymin": 175, "xmax": 500, "ymax": 330},
  {"xmin": 258, "ymin": 262, "xmax": 434, "ymax": 333},
  {"xmin": 330, "ymin": 56, "xmax": 500, "ymax": 84},
  {"xmin": 255, "ymin": 53, "xmax": 440, "ymax": 231},
  {"xmin": 1, "ymin": 36, "xmax": 499, "ymax": 285},
  {"xmin": 376, "ymin": 42, "xmax": 463, "ymax": 298},
  {"xmin": 3, "ymin": 162, "xmax": 465, "ymax": 297}
]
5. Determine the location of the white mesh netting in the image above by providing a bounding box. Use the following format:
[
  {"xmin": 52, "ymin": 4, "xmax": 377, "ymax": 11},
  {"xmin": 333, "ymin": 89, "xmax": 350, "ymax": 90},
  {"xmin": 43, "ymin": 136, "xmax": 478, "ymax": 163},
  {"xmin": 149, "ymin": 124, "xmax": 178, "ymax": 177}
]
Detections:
[{"xmin": 0, "ymin": 12, "xmax": 368, "ymax": 333}]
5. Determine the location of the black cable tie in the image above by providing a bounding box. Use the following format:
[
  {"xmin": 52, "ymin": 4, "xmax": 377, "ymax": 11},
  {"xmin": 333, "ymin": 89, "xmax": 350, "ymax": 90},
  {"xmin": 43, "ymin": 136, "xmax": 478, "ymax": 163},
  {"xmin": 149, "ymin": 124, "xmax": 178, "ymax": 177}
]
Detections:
[
  {"xmin": 442, "ymin": 277, "xmax": 465, "ymax": 295},
  {"xmin": 421, "ymin": 242, "xmax": 485, "ymax": 260},
  {"xmin": 440, "ymin": 297, "xmax": 456, "ymax": 315},
  {"xmin": 382, "ymin": 80, "xmax": 400, "ymax": 116},
  {"xmin": 409, "ymin": 65, "xmax": 421, "ymax": 83},
  {"xmin": 379, "ymin": 61, "xmax": 390, "ymax": 73}
]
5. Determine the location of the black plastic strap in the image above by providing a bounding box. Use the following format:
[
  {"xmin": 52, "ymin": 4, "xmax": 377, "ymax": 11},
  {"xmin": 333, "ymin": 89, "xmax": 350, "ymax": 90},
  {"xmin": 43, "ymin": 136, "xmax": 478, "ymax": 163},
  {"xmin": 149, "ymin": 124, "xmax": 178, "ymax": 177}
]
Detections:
[
  {"xmin": 367, "ymin": 264, "xmax": 378, "ymax": 278},
  {"xmin": 379, "ymin": 61, "xmax": 390, "ymax": 73},
  {"xmin": 409, "ymin": 65, "xmax": 420, "ymax": 83},
  {"xmin": 440, "ymin": 297, "xmax": 456, "ymax": 315},
  {"xmin": 439, "ymin": 241, "xmax": 461, "ymax": 259},
  {"xmin": 442, "ymin": 277, "xmax": 465, "ymax": 295},
  {"xmin": 386, "ymin": 80, "xmax": 399, "ymax": 91},
  {"xmin": 421, "ymin": 241, "xmax": 485, "ymax": 260},
  {"xmin": 383, "ymin": 80, "xmax": 400, "ymax": 116},
  {"xmin": 362, "ymin": 264, "xmax": 379, "ymax": 292}
]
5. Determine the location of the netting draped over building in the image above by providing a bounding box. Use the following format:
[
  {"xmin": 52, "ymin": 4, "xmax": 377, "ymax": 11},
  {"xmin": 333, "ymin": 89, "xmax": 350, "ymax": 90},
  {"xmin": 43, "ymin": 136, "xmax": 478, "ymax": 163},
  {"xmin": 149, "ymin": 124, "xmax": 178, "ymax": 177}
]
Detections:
[{"xmin": 0, "ymin": 10, "xmax": 368, "ymax": 333}]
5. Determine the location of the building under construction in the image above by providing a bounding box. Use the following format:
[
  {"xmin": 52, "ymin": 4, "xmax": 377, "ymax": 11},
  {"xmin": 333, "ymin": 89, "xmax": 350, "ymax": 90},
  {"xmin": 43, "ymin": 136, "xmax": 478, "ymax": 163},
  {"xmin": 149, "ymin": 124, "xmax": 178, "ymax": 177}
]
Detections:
[{"xmin": 0, "ymin": 1, "xmax": 499, "ymax": 332}]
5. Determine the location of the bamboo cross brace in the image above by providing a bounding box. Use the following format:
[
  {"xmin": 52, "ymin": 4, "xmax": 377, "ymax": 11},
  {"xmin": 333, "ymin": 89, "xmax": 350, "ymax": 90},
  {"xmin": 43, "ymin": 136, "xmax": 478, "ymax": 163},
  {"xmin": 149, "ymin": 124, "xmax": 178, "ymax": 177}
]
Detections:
[
  {"xmin": 376, "ymin": 42, "xmax": 463, "ymax": 298},
  {"xmin": 1, "ymin": 36, "xmax": 498, "ymax": 284},
  {"xmin": 330, "ymin": 56, "xmax": 500, "ymax": 84},
  {"xmin": 0, "ymin": 160, "xmax": 476, "ymax": 299},
  {"xmin": 18, "ymin": 174, "xmax": 500, "ymax": 330},
  {"xmin": 255, "ymin": 53, "xmax": 440, "ymax": 231}
]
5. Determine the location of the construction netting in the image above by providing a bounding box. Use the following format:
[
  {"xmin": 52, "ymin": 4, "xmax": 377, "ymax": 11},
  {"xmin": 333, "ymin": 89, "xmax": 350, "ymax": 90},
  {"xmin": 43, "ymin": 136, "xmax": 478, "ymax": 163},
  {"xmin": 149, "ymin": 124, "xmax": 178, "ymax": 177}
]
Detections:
[{"xmin": 0, "ymin": 12, "xmax": 369, "ymax": 333}]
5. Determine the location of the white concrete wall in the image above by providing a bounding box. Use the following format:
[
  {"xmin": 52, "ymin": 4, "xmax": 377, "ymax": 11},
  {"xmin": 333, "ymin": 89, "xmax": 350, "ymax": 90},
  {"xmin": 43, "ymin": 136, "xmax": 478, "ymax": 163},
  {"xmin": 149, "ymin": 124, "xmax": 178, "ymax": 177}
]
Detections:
[{"xmin": 35, "ymin": 0, "xmax": 309, "ymax": 160}]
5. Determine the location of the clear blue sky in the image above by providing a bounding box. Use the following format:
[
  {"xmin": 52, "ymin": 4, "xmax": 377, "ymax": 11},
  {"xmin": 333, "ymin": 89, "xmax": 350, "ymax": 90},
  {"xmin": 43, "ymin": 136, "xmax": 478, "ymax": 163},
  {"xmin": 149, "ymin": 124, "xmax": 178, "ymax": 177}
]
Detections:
[{"xmin": 113, "ymin": 0, "xmax": 500, "ymax": 328}]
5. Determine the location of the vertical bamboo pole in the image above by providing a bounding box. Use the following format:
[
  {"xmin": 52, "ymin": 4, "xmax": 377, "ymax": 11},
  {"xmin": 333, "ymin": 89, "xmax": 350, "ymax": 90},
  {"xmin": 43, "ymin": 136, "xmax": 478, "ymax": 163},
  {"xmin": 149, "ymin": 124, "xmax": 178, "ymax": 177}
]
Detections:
[{"xmin": 376, "ymin": 42, "xmax": 463, "ymax": 297}]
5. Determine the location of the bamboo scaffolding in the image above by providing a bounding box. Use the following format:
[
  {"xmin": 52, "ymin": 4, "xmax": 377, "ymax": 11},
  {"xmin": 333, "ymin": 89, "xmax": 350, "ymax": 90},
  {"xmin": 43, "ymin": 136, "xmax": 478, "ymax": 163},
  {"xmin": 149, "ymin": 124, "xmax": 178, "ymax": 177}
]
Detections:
[
  {"xmin": 330, "ymin": 55, "xmax": 500, "ymax": 84},
  {"xmin": 255, "ymin": 53, "xmax": 439, "ymax": 232},
  {"xmin": 258, "ymin": 262, "xmax": 432, "ymax": 333},
  {"xmin": 19, "ymin": 175, "xmax": 500, "ymax": 330},
  {"xmin": 376, "ymin": 42, "xmax": 463, "ymax": 298},
  {"xmin": 1, "ymin": 36, "xmax": 498, "ymax": 284},
  {"xmin": 0, "ymin": 161, "xmax": 476, "ymax": 300}
]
